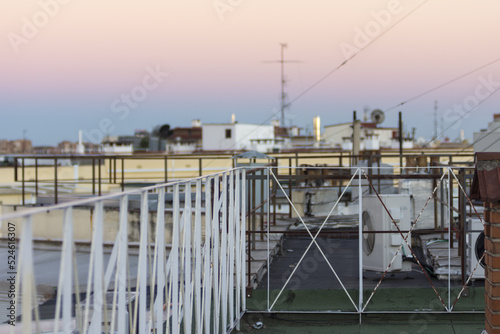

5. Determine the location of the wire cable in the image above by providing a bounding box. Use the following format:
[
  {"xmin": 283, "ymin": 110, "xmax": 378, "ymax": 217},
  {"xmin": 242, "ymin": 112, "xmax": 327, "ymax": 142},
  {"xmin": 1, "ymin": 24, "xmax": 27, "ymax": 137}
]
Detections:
[
  {"xmin": 288, "ymin": 0, "xmax": 429, "ymax": 106},
  {"xmin": 386, "ymin": 56, "xmax": 500, "ymax": 112},
  {"xmin": 427, "ymin": 85, "xmax": 500, "ymax": 146}
]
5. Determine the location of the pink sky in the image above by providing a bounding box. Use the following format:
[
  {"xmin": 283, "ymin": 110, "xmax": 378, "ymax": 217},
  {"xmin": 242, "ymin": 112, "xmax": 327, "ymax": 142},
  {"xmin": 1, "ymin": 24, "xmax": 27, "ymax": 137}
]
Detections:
[{"xmin": 1, "ymin": 0, "xmax": 500, "ymax": 144}]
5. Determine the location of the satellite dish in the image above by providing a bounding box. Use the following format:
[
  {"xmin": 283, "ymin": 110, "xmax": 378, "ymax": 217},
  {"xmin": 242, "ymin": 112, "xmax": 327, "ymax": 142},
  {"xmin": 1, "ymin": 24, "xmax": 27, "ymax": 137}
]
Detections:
[{"xmin": 370, "ymin": 109, "xmax": 385, "ymax": 125}]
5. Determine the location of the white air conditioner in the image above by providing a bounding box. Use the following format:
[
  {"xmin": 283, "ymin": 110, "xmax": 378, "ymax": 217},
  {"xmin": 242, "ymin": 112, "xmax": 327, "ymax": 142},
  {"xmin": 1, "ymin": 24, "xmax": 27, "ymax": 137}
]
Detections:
[
  {"xmin": 362, "ymin": 194, "xmax": 412, "ymax": 272},
  {"xmin": 466, "ymin": 218, "xmax": 485, "ymax": 279}
]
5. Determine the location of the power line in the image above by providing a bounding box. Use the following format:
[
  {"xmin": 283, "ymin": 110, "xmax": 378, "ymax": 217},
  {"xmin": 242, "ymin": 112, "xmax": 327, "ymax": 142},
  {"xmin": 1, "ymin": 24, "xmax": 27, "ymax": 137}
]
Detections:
[
  {"xmin": 385, "ymin": 56, "xmax": 500, "ymax": 112},
  {"xmin": 288, "ymin": 0, "xmax": 429, "ymax": 106},
  {"xmin": 427, "ymin": 86, "xmax": 500, "ymax": 146}
]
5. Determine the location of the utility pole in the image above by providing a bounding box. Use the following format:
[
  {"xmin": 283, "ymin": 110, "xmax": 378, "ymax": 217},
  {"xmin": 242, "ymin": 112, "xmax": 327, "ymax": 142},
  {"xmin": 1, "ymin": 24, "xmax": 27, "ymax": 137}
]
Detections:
[{"xmin": 263, "ymin": 43, "xmax": 301, "ymax": 128}]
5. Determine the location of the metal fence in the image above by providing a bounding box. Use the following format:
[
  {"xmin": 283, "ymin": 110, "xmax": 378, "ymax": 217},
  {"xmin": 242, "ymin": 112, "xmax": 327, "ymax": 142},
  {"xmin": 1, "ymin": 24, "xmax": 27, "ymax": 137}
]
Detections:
[
  {"xmin": 0, "ymin": 168, "xmax": 247, "ymax": 333},
  {"xmin": 247, "ymin": 166, "xmax": 485, "ymax": 317}
]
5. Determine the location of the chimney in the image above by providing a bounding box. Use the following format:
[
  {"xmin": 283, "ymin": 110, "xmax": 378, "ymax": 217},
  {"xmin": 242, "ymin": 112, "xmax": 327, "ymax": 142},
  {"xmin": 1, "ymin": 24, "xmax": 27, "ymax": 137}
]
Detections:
[
  {"xmin": 76, "ymin": 130, "xmax": 85, "ymax": 154},
  {"xmin": 231, "ymin": 113, "xmax": 236, "ymax": 124}
]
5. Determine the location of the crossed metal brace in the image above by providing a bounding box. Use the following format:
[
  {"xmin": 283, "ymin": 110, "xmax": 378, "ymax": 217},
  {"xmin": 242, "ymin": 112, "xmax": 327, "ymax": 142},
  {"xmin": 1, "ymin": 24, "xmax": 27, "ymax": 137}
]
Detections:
[
  {"xmin": 362, "ymin": 167, "xmax": 487, "ymax": 312},
  {"xmin": 269, "ymin": 168, "xmax": 361, "ymax": 312}
]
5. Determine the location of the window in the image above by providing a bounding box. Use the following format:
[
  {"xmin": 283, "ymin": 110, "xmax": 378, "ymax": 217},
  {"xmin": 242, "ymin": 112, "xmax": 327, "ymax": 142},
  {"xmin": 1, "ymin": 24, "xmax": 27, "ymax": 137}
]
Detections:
[{"xmin": 225, "ymin": 129, "xmax": 232, "ymax": 138}]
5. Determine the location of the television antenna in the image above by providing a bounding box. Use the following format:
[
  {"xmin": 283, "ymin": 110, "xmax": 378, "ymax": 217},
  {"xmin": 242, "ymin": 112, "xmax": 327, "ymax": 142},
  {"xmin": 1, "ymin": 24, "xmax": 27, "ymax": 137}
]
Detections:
[{"xmin": 263, "ymin": 43, "xmax": 302, "ymax": 127}]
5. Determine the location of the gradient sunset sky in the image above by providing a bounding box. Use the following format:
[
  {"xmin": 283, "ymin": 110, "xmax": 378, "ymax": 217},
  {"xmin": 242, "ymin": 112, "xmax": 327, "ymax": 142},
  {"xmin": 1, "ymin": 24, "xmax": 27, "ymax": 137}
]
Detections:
[{"xmin": 1, "ymin": 0, "xmax": 500, "ymax": 145}]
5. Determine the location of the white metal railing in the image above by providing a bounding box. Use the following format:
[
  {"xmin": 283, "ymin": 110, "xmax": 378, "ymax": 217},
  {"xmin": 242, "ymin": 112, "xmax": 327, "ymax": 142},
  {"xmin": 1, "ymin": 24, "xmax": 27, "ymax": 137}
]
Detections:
[
  {"xmin": 257, "ymin": 166, "xmax": 484, "ymax": 315},
  {"xmin": 0, "ymin": 168, "xmax": 246, "ymax": 333}
]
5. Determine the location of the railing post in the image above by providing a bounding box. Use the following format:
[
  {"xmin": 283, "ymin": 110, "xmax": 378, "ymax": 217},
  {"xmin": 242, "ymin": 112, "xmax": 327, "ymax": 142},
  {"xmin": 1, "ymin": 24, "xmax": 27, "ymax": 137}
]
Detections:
[
  {"xmin": 22, "ymin": 158, "xmax": 25, "ymax": 205},
  {"xmin": 98, "ymin": 158, "xmax": 102, "ymax": 196},
  {"xmin": 54, "ymin": 158, "xmax": 58, "ymax": 204},
  {"xmin": 14, "ymin": 157, "xmax": 18, "ymax": 181},
  {"xmin": 92, "ymin": 158, "xmax": 96, "ymax": 195},
  {"xmin": 121, "ymin": 158, "xmax": 125, "ymax": 191},
  {"xmin": 459, "ymin": 168, "xmax": 466, "ymax": 285},
  {"xmin": 35, "ymin": 158, "xmax": 38, "ymax": 198}
]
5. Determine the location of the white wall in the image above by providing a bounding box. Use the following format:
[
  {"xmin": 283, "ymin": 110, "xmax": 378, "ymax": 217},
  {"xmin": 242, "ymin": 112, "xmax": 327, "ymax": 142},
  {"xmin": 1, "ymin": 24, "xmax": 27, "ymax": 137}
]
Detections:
[
  {"xmin": 202, "ymin": 123, "xmax": 274, "ymax": 151},
  {"xmin": 202, "ymin": 124, "xmax": 235, "ymax": 151},
  {"xmin": 474, "ymin": 118, "xmax": 500, "ymax": 152},
  {"xmin": 324, "ymin": 123, "xmax": 397, "ymax": 148},
  {"xmin": 323, "ymin": 123, "xmax": 352, "ymax": 147}
]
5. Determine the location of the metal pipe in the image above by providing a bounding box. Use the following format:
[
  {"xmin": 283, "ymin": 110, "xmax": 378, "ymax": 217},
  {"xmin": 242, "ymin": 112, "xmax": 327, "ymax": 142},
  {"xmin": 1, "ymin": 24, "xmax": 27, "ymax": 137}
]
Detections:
[
  {"xmin": 98, "ymin": 158, "xmax": 102, "ymax": 196},
  {"xmin": 54, "ymin": 158, "xmax": 58, "ymax": 204},
  {"xmin": 35, "ymin": 158, "xmax": 38, "ymax": 198},
  {"xmin": 92, "ymin": 158, "xmax": 95, "ymax": 195},
  {"xmin": 22, "ymin": 158, "xmax": 25, "ymax": 205},
  {"xmin": 459, "ymin": 168, "xmax": 466, "ymax": 285},
  {"xmin": 121, "ymin": 158, "xmax": 125, "ymax": 191}
]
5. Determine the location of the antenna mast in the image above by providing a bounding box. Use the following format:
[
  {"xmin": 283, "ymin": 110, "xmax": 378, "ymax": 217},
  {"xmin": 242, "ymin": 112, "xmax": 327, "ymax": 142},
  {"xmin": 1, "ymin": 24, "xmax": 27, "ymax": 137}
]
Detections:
[
  {"xmin": 280, "ymin": 43, "xmax": 286, "ymax": 127},
  {"xmin": 433, "ymin": 100, "xmax": 438, "ymax": 140},
  {"xmin": 263, "ymin": 44, "xmax": 301, "ymax": 128}
]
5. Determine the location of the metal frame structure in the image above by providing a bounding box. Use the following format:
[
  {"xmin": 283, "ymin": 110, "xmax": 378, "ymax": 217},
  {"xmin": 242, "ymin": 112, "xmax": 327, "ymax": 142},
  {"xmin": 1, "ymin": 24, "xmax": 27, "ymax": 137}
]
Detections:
[
  {"xmin": 0, "ymin": 168, "xmax": 247, "ymax": 333},
  {"xmin": 251, "ymin": 166, "xmax": 485, "ymax": 318}
]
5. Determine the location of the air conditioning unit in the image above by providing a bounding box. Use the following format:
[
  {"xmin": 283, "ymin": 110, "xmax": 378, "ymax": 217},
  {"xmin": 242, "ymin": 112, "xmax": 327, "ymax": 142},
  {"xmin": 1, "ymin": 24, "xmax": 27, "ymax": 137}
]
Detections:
[
  {"xmin": 466, "ymin": 218, "xmax": 485, "ymax": 279},
  {"xmin": 362, "ymin": 194, "xmax": 412, "ymax": 272}
]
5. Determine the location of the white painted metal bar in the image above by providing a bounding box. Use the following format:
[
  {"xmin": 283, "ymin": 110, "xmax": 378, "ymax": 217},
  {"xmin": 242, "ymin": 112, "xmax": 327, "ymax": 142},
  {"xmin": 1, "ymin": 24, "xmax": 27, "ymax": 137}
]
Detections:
[
  {"xmin": 221, "ymin": 172, "xmax": 228, "ymax": 331},
  {"xmin": 53, "ymin": 207, "xmax": 73, "ymax": 334},
  {"xmin": 203, "ymin": 176, "xmax": 213, "ymax": 333},
  {"xmin": 151, "ymin": 188, "xmax": 166, "ymax": 332},
  {"xmin": 228, "ymin": 170, "xmax": 236, "ymax": 327},
  {"xmin": 20, "ymin": 216, "xmax": 34, "ymax": 334},
  {"xmin": 241, "ymin": 169, "xmax": 247, "ymax": 312},
  {"xmin": 358, "ymin": 168, "xmax": 363, "ymax": 314},
  {"xmin": 234, "ymin": 169, "xmax": 242, "ymax": 331},
  {"xmin": 194, "ymin": 179, "xmax": 203, "ymax": 333},
  {"xmin": 117, "ymin": 195, "xmax": 129, "ymax": 334},
  {"xmin": 171, "ymin": 184, "xmax": 180, "ymax": 334},
  {"xmin": 213, "ymin": 175, "xmax": 221, "ymax": 334},
  {"xmin": 267, "ymin": 168, "xmax": 271, "ymax": 312},
  {"xmin": 183, "ymin": 181, "xmax": 193, "ymax": 334},
  {"xmin": 90, "ymin": 201, "xmax": 104, "ymax": 332},
  {"xmin": 448, "ymin": 168, "xmax": 452, "ymax": 312}
]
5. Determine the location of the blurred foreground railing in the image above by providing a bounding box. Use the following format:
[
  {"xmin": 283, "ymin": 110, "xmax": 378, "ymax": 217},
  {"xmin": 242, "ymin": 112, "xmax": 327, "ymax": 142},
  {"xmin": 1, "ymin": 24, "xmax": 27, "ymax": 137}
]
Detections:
[{"xmin": 0, "ymin": 168, "xmax": 247, "ymax": 333}]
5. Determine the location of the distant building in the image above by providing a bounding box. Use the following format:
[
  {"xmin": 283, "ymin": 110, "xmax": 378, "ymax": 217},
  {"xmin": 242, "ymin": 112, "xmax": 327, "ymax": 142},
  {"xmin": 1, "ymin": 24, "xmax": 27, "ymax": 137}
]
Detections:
[
  {"xmin": 166, "ymin": 122, "xmax": 202, "ymax": 154},
  {"xmin": 0, "ymin": 139, "xmax": 33, "ymax": 154},
  {"xmin": 473, "ymin": 113, "xmax": 500, "ymax": 152},
  {"xmin": 202, "ymin": 120, "xmax": 280, "ymax": 152},
  {"xmin": 324, "ymin": 121, "xmax": 413, "ymax": 150}
]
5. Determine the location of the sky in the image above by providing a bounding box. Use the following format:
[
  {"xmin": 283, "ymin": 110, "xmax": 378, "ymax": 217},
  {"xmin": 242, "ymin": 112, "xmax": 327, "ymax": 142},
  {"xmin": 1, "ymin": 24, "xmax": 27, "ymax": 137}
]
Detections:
[{"xmin": 1, "ymin": 0, "xmax": 500, "ymax": 146}]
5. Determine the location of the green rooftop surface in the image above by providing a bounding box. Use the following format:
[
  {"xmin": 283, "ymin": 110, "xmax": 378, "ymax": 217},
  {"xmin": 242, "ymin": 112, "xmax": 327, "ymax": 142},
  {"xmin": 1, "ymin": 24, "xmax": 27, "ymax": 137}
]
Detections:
[
  {"xmin": 236, "ymin": 313, "xmax": 485, "ymax": 333},
  {"xmin": 237, "ymin": 288, "xmax": 486, "ymax": 333}
]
